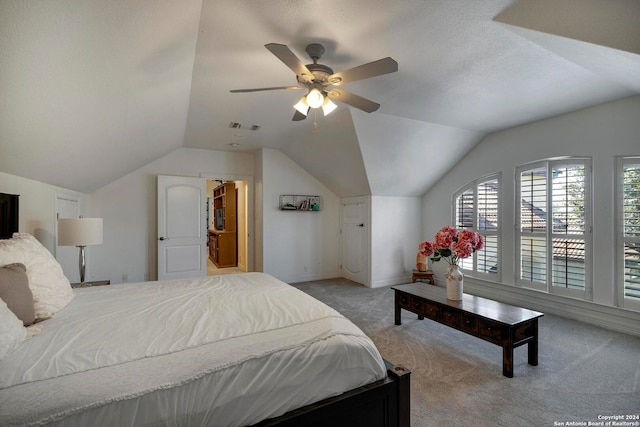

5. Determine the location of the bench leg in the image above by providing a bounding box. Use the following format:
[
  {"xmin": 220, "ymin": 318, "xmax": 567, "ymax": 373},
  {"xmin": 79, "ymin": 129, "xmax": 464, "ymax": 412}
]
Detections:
[
  {"xmin": 528, "ymin": 319, "xmax": 539, "ymax": 366},
  {"xmin": 502, "ymin": 343, "xmax": 514, "ymax": 378}
]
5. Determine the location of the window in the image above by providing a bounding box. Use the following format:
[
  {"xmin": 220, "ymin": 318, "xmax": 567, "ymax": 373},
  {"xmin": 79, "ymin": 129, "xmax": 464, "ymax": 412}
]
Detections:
[
  {"xmin": 516, "ymin": 159, "xmax": 592, "ymax": 299},
  {"xmin": 453, "ymin": 175, "xmax": 500, "ymax": 278},
  {"xmin": 617, "ymin": 157, "xmax": 640, "ymax": 311}
]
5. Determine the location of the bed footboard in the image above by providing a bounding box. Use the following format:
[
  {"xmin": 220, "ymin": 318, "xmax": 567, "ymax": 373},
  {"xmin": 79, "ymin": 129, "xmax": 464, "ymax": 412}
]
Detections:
[{"xmin": 254, "ymin": 359, "xmax": 411, "ymax": 427}]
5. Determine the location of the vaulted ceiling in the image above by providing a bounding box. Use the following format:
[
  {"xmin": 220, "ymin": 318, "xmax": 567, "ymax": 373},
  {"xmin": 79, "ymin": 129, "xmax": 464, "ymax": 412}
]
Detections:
[{"xmin": 1, "ymin": 0, "xmax": 638, "ymax": 197}]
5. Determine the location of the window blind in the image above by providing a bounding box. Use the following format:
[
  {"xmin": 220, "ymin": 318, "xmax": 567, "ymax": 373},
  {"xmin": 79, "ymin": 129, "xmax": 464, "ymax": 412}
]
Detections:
[
  {"xmin": 551, "ymin": 164, "xmax": 586, "ymax": 291},
  {"xmin": 455, "ymin": 188, "xmax": 474, "ymax": 270},
  {"xmin": 477, "ymin": 179, "xmax": 499, "ymax": 274},
  {"xmin": 519, "ymin": 166, "xmax": 547, "ymax": 284},
  {"xmin": 455, "ymin": 189, "xmax": 474, "ymax": 229},
  {"xmin": 453, "ymin": 177, "xmax": 500, "ymax": 275},
  {"xmin": 517, "ymin": 160, "xmax": 590, "ymax": 297},
  {"xmin": 622, "ymin": 163, "xmax": 640, "ymax": 302}
]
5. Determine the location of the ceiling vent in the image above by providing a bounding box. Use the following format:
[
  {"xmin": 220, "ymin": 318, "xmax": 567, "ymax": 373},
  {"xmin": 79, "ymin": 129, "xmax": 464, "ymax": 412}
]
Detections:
[{"xmin": 228, "ymin": 122, "xmax": 260, "ymax": 131}]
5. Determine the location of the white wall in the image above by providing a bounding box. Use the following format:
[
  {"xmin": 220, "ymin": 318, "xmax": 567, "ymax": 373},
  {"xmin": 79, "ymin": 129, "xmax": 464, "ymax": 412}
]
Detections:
[
  {"xmin": 370, "ymin": 195, "xmax": 422, "ymax": 287},
  {"xmin": 422, "ymin": 95, "xmax": 640, "ymax": 334},
  {"xmin": 1, "ymin": 172, "xmax": 86, "ymax": 249},
  {"xmin": 89, "ymin": 148, "xmax": 254, "ymax": 284},
  {"xmin": 260, "ymin": 149, "xmax": 341, "ymax": 283},
  {"xmin": 0, "ymin": 171, "xmax": 91, "ymax": 279},
  {"xmin": 89, "ymin": 147, "xmax": 339, "ymax": 286}
]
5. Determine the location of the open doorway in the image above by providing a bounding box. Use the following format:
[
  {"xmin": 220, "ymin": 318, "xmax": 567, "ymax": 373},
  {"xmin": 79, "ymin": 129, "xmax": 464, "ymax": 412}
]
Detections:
[{"xmin": 206, "ymin": 179, "xmax": 249, "ymax": 276}]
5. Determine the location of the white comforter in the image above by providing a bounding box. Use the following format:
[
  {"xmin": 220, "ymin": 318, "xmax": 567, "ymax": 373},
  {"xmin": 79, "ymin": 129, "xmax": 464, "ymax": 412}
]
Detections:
[{"xmin": 0, "ymin": 273, "xmax": 387, "ymax": 426}]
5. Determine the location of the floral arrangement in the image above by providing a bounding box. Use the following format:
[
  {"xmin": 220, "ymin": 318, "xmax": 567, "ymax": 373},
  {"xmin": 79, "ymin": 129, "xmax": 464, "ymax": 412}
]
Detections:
[{"xmin": 419, "ymin": 226, "xmax": 484, "ymax": 266}]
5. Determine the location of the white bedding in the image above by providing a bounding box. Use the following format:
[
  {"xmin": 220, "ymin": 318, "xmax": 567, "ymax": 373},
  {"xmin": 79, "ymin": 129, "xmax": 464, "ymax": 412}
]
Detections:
[{"xmin": 0, "ymin": 273, "xmax": 387, "ymax": 427}]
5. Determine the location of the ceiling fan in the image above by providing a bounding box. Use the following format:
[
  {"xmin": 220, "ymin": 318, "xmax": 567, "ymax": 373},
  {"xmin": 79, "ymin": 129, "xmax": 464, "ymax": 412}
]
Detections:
[{"xmin": 230, "ymin": 43, "xmax": 398, "ymax": 121}]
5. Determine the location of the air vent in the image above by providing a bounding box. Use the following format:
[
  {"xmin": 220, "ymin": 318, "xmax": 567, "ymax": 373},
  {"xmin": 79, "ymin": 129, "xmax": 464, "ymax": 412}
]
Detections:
[{"xmin": 228, "ymin": 122, "xmax": 260, "ymax": 131}]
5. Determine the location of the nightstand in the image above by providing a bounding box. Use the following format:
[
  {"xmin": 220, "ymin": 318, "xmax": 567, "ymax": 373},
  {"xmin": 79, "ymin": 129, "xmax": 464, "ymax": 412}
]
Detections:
[{"xmin": 71, "ymin": 280, "xmax": 110, "ymax": 288}]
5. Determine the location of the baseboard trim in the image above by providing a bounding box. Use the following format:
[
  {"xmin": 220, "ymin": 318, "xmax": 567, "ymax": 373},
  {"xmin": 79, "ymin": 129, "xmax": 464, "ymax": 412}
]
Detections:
[
  {"xmin": 464, "ymin": 277, "xmax": 640, "ymax": 337},
  {"xmin": 289, "ymin": 271, "xmax": 342, "ymax": 284},
  {"xmin": 370, "ymin": 274, "xmax": 412, "ymax": 288}
]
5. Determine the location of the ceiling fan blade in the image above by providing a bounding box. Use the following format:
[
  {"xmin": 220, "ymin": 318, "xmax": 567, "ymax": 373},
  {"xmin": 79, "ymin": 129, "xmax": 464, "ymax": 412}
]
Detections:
[
  {"xmin": 265, "ymin": 43, "xmax": 314, "ymax": 84},
  {"xmin": 292, "ymin": 109, "xmax": 308, "ymax": 121},
  {"xmin": 230, "ymin": 86, "xmax": 302, "ymax": 93},
  {"xmin": 326, "ymin": 88, "xmax": 380, "ymax": 113},
  {"xmin": 327, "ymin": 57, "xmax": 398, "ymax": 86}
]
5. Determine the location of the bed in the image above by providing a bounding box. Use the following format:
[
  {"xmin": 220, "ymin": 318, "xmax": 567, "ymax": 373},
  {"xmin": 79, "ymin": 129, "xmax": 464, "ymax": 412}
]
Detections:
[{"xmin": 0, "ymin": 233, "xmax": 410, "ymax": 427}]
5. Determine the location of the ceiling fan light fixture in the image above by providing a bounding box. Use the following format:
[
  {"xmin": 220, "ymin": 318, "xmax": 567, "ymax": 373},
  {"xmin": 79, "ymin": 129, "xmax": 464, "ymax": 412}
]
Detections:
[
  {"xmin": 232, "ymin": 43, "xmax": 399, "ymax": 122},
  {"xmin": 322, "ymin": 97, "xmax": 337, "ymax": 116},
  {"xmin": 294, "ymin": 97, "xmax": 309, "ymax": 115},
  {"xmin": 306, "ymin": 88, "xmax": 324, "ymax": 108}
]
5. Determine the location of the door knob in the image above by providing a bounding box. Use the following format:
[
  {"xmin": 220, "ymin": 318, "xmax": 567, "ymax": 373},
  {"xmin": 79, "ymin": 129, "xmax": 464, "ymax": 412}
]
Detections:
[
  {"xmin": 159, "ymin": 237, "xmax": 166, "ymax": 241},
  {"xmin": 357, "ymin": 223, "xmax": 364, "ymax": 227}
]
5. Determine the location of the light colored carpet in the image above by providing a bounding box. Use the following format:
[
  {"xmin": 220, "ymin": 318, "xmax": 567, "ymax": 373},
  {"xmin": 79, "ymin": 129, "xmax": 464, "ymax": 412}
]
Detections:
[{"xmin": 292, "ymin": 278, "xmax": 640, "ymax": 427}]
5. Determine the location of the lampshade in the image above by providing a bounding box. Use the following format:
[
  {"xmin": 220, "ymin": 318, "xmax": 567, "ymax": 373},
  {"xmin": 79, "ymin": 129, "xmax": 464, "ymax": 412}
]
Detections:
[
  {"xmin": 58, "ymin": 218, "xmax": 103, "ymax": 246},
  {"xmin": 322, "ymin": 97, "xmax": 337, "ymax": 115},
  {"xmin": 294, "ymin": 89, "xmax": 337, "ymax": 117},
  {"xmin": 294, "ymin": 97, "xmax": 309, "ymax": 115},
  {"xmin": 305, "ymin": 88, "xmax": 324, "ymax": 108}
]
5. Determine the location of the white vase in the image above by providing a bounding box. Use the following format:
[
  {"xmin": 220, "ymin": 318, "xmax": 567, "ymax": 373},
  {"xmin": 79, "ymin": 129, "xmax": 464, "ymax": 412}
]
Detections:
[{"xmin": 445, "ymin": 264, "xmax": 463, "ymax": 300}]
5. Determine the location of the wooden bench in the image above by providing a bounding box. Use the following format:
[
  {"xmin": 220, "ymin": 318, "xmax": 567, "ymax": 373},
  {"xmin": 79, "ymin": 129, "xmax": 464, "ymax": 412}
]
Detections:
[{"xmin": 392, "ymin": 283, "xmax": 543, "ymax": 378}]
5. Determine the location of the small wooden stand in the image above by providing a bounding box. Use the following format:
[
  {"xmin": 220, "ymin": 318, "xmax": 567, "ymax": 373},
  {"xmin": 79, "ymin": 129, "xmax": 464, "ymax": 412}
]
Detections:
[{"xmin": 411, "ymin": 269, "xmax": 435, "ymax": 285}]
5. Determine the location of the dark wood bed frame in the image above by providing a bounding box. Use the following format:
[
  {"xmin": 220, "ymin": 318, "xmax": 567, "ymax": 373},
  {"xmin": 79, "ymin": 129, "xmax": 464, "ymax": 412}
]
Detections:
[
  {"xmin": 254, "ymin": 360, "xmax": 410, "ymax": 427},
  {"xmin": 0, "ymin": 192, "xmax": 19, "ymax": 239}
]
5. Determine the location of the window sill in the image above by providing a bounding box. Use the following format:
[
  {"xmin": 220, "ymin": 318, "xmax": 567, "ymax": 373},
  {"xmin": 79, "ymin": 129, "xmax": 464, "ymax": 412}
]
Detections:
[{"xmin": 462, "ymin": 276, "xmax": 640, "ymax": 337}]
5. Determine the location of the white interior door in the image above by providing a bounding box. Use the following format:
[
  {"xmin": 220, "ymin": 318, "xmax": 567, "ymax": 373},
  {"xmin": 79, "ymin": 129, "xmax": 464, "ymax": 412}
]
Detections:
[
  {"xmin": 157, "ymin": 175, "xmax": 207, "ymax": 281},
  {"xmin": 341, "ymin": 200, "xmax": 368, "ymax": 285}
]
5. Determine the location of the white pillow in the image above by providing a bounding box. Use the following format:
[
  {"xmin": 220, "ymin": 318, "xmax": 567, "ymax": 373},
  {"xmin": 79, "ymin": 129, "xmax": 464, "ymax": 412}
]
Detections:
[
  {"xmin": 0, "ymin": 298, "xmax": 26, "ymax": 360},
  {"xmin": 0, "ymin": 233, "xmax": 73, "ymax": 320}
]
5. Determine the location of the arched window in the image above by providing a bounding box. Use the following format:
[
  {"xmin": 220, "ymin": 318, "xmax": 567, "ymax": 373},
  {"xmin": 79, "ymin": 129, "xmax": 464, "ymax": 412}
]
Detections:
[{"xmin": 453, "ymin": 174, "xmax": 501, "ymax": 279}]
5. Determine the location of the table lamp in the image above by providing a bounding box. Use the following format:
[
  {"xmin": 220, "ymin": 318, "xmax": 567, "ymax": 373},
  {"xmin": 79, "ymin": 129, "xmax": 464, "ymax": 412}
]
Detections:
[{"xmin": 58, "ymin": 218, "xmax": 103, "ymax": 283}]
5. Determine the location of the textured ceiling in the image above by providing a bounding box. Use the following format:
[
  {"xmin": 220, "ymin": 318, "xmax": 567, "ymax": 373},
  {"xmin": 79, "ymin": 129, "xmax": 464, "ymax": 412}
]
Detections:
[{"xmin": 1, "ymin": 0, "xmax": 638, "ymax": 196}]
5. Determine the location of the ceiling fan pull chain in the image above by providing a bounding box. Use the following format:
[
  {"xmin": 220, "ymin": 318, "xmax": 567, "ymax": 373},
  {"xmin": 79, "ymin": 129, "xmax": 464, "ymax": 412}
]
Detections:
[{"xmin": 312, "ymin": 109, "xmax": 319, "ymax": 132}]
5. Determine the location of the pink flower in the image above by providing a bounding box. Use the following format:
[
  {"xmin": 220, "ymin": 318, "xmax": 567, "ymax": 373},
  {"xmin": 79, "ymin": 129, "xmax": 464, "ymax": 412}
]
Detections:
[
  {"xmin": 419, "ymin": 241, "xmax": 435, "ymax": 257},
  {"xmin": 457, "ymin": 229, "xmax": 484, "ymax": 252},
  {"xmin": 426, "ymin": 226, "xmax": 485, "ymax": 265},
  {"xmin": 457, "ymin": 229, "xmax": 476, "ymax": 246},
  {"xmin": 452, "ymin": 240, "xmax": 473, "ymax": 259},
  {"xmin": 434, "ymin": 226, "xmax": 457, "ymax": 249}
]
